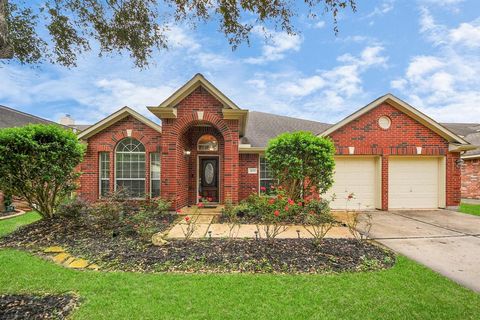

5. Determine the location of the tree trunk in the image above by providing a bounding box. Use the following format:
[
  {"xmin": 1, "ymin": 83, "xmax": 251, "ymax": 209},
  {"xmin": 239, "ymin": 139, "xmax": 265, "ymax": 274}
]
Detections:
[
  {"xmin": 0, "ymin": 0, "xmax": 13, "ymax": 59},
  {"xmin": 0, "ymin": 191, "xmax": 5, "ymax": 212}
]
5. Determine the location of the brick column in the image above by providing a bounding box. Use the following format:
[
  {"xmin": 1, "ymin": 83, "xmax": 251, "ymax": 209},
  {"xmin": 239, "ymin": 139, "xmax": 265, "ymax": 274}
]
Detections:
[
  {"xmin": 223, "ymin": 138, "xmax": 239, "ymax": 203},
  {"xmin": 446, "ymin": 153, "xmax": 461, "ymax": 206},
  {"xmin": 381, "ymin": 156, "xmax": 389, "ymax": 210}
]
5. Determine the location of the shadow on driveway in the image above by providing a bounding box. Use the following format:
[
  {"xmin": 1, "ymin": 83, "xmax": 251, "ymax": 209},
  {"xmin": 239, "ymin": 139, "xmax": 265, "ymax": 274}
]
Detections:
[{"xmin": 363, "ymin": 210, "xmax": 480, "ymax": 293}]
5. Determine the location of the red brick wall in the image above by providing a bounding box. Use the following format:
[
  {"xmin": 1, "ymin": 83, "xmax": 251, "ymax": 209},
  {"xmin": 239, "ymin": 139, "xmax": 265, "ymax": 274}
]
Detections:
[
  {"xmin": 77, "ymin": 115, "xmax": 162, "ymax": 202},
  {"xmin": 159, "ymin": 86, "xmax": 240, "ymax": 209},
  {"xmin": 239, "ymin": 154, "xmax": 260, "ymax": 201},
  {"xmin": 461, "ymin": 158, "xmax": 480, "ymax": 199},
  {"xmin": 328, "ymin": 102, "xmax": 460, "ymax": 208},
  {"xmin": 77, "ymin": 98, "xmax": 464, "ymax": 209}
]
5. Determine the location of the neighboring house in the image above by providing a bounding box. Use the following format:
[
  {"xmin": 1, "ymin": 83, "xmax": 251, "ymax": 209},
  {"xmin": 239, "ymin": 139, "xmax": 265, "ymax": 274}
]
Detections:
[
  {"xmin": 442, "ymin": 123, "xmax": 480, "ymax": 200},
  {"xmin": 76, "ymin": 74, "xmax": 474, "ymax": 210},
  {"xmin": 0, "ymin": 104, "xmax": 61, "ymax": 129}
]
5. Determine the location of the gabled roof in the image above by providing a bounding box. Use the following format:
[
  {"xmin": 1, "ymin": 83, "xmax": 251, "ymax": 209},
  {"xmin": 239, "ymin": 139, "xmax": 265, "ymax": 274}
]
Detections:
[
  {"xmin": 149, "ymin": 73, "xmax": 241, "ymax": 110},
  {"xmin": 0, "ymin": 104, "xmax": 62, "ymax": 129},
  {"xmin": 241, "ymin": 111, "xmax": 332, "ymax": 148},
  {"xmin": 77, "ymin": 107, "xmax": 161, "ymax": 140},
  {"xmin": 147, "ymin": 73, "xmax": 248, "ymax": 136},
  {"xmin": 319, "ymin": 93, "xmax": 470, "ymax": 145}
]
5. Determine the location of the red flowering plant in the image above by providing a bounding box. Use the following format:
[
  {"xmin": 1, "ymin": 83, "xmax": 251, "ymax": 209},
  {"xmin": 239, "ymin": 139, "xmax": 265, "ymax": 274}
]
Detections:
[
  {"xmin": 301, "ymin": 198, "xmax": 335, "ymax": 245},
  {"xmin": 256, "ymin": 206, "xmax": 289, "ymax": 240},
  {"xmin": 177, "ymin": 208, "xmax": 200, "ymax": 240}
]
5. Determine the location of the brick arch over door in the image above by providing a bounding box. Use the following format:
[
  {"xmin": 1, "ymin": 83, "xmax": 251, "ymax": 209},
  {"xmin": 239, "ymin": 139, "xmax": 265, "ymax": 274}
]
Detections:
[{"xmin": 160, "ymin": 112, "xmax": 239, "ymax": 209}]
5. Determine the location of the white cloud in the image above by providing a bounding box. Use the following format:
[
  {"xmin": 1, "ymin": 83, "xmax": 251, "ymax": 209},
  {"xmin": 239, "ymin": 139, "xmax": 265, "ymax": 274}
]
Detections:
[
  {"xmin": 390, "ymin": 8, "xmax": 480, "ymax": 122},
  {"xmin": 244, "ymin": 27, "xmax": 302, "ymax": 64},
  {"xmin": 247, "ymin": 45, "xmax": 389, "ymax": 120},
  {"xmin": 418, "ymin": 0, "xmax": 464, "ymax": 5},
  {"xmin": 313, "ymin": 21, "xmax": 326, "ymax": 29},
  {"xmin": 364, "ymin": 0, "xmax": 395, "ymax": 19},
  {"xmin": 449, "ymin": 20, "xmax": 480, "ymax": 48},
  {"xmin": 165, "ymin": 25, "xmax": 201, "ymax": 51},
  {"xmin": 280, "ymin": 75, "xmax": 326, "ymax": 97}
]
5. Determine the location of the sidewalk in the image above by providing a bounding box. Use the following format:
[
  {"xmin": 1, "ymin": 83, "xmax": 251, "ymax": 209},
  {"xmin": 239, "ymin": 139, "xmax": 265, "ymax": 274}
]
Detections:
[{"xmin": 164, "ymin": 214, "xmax": 352, "ymax": 239}]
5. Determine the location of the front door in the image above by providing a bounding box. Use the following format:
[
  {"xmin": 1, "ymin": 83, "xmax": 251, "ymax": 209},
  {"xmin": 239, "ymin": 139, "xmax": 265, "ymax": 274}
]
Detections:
[{"xmin": 199, "ymin": 157, "xmax": 219, "ymax": 202}]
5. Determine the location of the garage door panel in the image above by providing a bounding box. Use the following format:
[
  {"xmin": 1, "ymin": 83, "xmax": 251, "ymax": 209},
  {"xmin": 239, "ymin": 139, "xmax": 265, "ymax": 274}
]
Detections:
[
  {"xmin": 389, "ymin": 158, "xmax": 440, "ymax": 209},
  {"xmin": 327, "ymin": 157, "xmax": 378, "ymax": 210}
]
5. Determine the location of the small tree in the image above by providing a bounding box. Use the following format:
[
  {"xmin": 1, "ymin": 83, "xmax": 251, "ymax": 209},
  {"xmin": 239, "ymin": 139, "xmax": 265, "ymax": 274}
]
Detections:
[
  {"xmin": 0, "ymin": 124, "xmax": 85, "ymax": 218},
  {"xmin": 265, "ymin": 131, "xmax": 335, "ymax": 202}
]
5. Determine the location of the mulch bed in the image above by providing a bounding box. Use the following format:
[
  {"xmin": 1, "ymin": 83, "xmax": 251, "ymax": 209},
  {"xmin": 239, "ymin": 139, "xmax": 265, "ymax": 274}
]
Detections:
[
  {"xmin": 0, "ymin": 294, "xmax": 78, "ymax": 320},
  {"xmin": 0, "ymin": 214, "xmax": 395, "ymax": 273},
  {"xmin": 0, "ymin": 213, "xmax": 177, "ymax": 251},
  {"xmin": 104, "ymin": 238, "xmax": 395, "ymax": 273}
]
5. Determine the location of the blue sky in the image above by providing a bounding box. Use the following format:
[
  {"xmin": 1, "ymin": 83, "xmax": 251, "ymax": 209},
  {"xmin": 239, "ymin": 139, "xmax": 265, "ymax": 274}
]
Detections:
[{"xmin": 1, "ymin": 0, "xmax": 480, "ymax": 125}]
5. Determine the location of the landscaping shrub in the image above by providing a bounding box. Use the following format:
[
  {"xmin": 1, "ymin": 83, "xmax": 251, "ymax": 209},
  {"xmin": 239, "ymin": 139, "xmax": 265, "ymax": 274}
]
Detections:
[
  {"xmin": 0, "ymin": 124, "xmax": 86, "ymax": 218},
  {"xmin": 56, "ymin": 197, "xmax": 92, "ymax": 219},
  {"xmin": 84, "ymin": 190, "xmax": 172, "ymax": 240},
  {"xmin": 301, "ymin": 198, "xmax": 335, "ymax": 245},
  {"xmin": 222, "ymin": 200, "xmax": 241, "ymax": 238},
  {"xmin": 126, "ymin": 198, "xmax": 172, "ymax": 241},
  {"xmin": 343, "ymin": 193, "xmax": 373, "ymax": 241},
  {"xmin": 265, "ymin": 131, "xmax": 335, "ymax": 202},
  {"xmin": 226, "ymin": 187, "xmax": 334, "ymax": 241}
]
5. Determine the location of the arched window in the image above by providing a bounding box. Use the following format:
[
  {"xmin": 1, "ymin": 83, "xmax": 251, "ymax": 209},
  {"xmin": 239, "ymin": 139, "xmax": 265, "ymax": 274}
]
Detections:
[
  {"xmin": 197, "ymin": 134, "xmax": 218, "ymax": 151},
  {"xmin": 115, "ymin": 138, "xmax": 146, "ymax": 198}
]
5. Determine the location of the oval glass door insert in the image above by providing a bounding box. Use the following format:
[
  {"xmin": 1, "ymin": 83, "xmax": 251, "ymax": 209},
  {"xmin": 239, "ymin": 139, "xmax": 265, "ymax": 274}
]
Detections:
[{"xmin": 205, "ymin": 163, "xmax": 214, "ymax": 185}]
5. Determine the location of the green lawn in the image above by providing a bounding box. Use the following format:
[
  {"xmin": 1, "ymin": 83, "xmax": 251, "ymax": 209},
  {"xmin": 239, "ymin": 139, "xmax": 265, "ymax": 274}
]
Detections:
[
  {"xmin": 1, "ymin": 213, "xmax": 480, "ymax": 319},
  {"xmin": 0, "ymin": 211, "xmax": 41, "ymax": 237},
  {"xmin": 459, "ymin": 203, "xmax": 480, "ymax": 216}
]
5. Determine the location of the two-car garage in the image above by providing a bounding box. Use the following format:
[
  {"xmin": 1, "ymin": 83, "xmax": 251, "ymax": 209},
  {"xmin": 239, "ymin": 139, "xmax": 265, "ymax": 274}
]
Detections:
[{"xmin": 328, "ymin": 156, "xmax": 446, "ymax": 210}]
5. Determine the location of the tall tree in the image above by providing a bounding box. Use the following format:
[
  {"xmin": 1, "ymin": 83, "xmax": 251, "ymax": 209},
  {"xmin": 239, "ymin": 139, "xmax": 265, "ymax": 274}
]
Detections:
[{"xmin": 0, "ymin": 0, "xmax": 356, "ymax": 68}]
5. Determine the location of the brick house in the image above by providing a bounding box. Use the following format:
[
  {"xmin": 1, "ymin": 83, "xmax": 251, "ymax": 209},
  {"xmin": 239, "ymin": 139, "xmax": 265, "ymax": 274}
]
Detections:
[
  {"xmin": 76, "ymin": 74, "xmax": 475, "ymax": 210},
  {"xmin": 442, "ymin": 124, "xmax": 480, "ymax": 200}
]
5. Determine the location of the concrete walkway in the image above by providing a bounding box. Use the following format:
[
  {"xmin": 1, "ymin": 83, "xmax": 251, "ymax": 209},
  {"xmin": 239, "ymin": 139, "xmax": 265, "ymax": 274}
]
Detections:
[
  {"xmin": 363, "ymin": 210, "xmax": 480, "ymax": 292},
  {"xmin": 165, "ymin": 215, "xmax": 352, "ymax": 239}
]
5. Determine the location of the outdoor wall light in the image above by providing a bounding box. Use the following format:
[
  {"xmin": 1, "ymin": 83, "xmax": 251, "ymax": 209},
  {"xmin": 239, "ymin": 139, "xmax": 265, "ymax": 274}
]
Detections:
[
  {"xmin": 456, "ymin": 158, "xmax": 464, "ymax": 168},
  {"xmin": 183, "ymin": 150, "xmax": 191, "ymax": 156}
]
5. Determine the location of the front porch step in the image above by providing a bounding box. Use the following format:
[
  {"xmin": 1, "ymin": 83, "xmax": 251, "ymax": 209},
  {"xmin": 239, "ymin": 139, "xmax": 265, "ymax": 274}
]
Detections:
[{"xmin": 177, "ymin": 205, "xmax": 224, "ymax": 216}]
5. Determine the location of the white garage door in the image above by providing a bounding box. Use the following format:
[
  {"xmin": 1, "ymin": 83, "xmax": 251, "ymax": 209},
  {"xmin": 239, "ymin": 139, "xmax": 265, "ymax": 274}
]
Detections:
[
  {"xmin": 389, "ymin": 157, "xmax": 441, "ymax": 209},
  {"xmin": 327, "ymin": 157, "xmax": 378, "ymax": 210}
]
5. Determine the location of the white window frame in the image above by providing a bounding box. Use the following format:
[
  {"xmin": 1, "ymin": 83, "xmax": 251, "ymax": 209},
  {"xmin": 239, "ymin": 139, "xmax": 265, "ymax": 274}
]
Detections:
[
  {"xmin": 99, "ymin": 152, "xmax": 110, "ymax": 198},
  {"xmin": 259, "ymin": 156, "xmax": 275, "ymax": 194},
  {"xmin": 150, "ymin": 152, "xmax": 161, "ymax": 198},
  {"xmin": 114, "ymin": 138, "xmax": 146, "ymax": 199}
]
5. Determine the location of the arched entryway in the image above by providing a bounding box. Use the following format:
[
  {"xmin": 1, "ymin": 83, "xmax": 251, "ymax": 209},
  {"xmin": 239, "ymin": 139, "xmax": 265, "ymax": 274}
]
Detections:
[{"xmin": 178, "ymin": 124, "xmax": 225, "ymax": 206}]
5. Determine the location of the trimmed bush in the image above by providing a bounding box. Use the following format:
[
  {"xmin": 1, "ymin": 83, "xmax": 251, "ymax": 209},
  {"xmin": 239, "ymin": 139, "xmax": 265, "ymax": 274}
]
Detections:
[
  {"xmin": 265, "ymin": 131, "xmax": 335, "ymax": 202},
  {"xmin": 0, "ymin": 124, "xmax": 86, "ymax": 218}
]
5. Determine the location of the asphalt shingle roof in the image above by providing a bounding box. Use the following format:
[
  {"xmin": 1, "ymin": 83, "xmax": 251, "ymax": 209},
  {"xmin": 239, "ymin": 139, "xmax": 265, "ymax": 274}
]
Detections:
[
  {"xmin": 441, "ymin": 123, "xmax": 480, "ymax": 137},
  {"xmin": 0, "ymin": 105, "xmax": 59, "ymax": 129},
  {"xmin": 242, "ymin": 113, "xmax": 480, "ymax": 155},
  {"xmin": 442, "ymin": 123, "xmax": 480, "ymax": 156},
  {"xmin": 242, "ymin": 111, "xmax": 332, "ymax": 147}
]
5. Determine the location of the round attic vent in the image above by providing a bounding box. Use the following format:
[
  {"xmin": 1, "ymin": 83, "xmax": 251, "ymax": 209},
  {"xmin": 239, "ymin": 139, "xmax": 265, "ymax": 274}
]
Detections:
[{"xmin": 378, "ymin": 116, "xmax": 391, "ymax": 129}]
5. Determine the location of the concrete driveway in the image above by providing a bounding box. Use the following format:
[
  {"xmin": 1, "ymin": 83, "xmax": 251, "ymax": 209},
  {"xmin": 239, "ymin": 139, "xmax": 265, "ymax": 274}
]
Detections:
[{"xmin": 364, "ymin": 210, "xmax": 480, "ymax": 292}]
